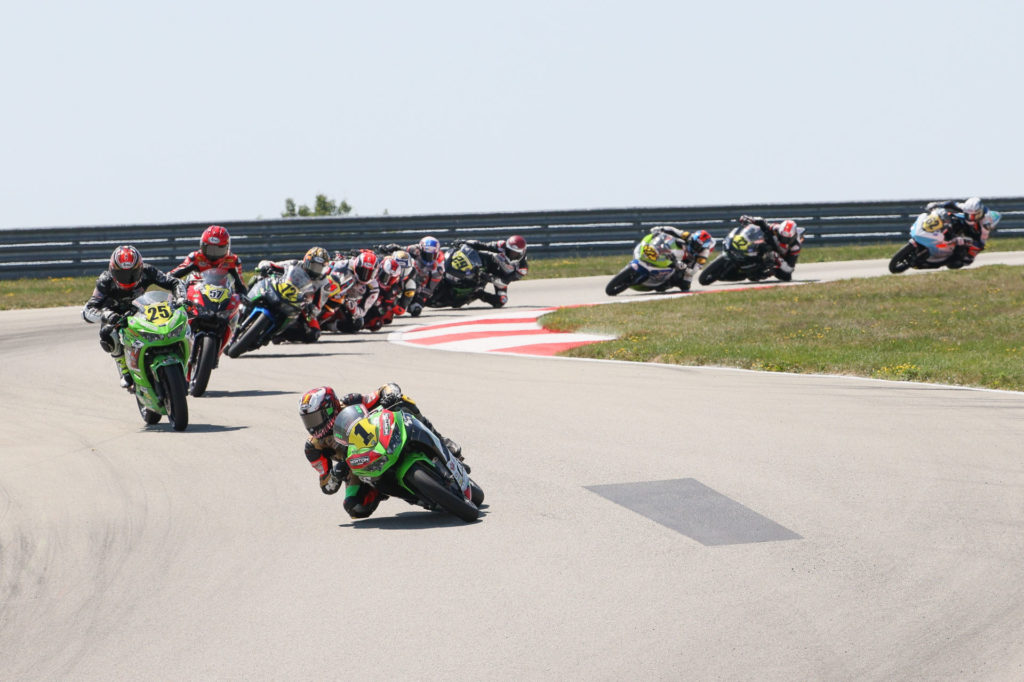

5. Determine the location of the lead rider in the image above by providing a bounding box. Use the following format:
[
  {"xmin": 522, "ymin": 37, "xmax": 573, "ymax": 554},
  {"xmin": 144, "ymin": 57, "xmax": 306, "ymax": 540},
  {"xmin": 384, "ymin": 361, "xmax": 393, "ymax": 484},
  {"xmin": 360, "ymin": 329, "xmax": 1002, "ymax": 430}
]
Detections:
[{"xmin": 299, "ymin": 383, "xmax": 466, "ymax": 519}]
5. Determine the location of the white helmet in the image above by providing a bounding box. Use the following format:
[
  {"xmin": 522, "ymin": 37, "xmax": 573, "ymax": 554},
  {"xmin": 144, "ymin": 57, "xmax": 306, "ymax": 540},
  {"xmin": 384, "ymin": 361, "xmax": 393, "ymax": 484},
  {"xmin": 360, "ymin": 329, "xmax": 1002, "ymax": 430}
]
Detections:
[{"xmin": 962, "ymin": 197, "xmax": 986, "ymax": 221}]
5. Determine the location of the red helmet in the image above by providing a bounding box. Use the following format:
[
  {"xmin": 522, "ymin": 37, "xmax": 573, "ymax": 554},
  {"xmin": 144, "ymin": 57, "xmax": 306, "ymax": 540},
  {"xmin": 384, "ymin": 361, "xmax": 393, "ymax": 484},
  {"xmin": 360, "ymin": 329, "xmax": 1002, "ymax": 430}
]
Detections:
[
  {"xmin": 503, "ymin": 234, "xmax": 527, "ymax": 260},
  {"xmin": 775, "ymin": 220, "xmax": 798, "ymax": 244},
  {"xmin": 353, "ymin": 251, "xmax": 379, "ymax": 284},
  {"xmin": 299, "ymin": 386, "xmax": 342, "ymax": 438},
  {"xmin": 377, "ymin": 256, "xmax": 402, "ymax": 288},
  {"xmin": 109, "ymin": 245, "xmax": 144, "ymax": 290},
  {"xmin": 200, "ymin": 225, "xmax": 230, "ymax": 264}
]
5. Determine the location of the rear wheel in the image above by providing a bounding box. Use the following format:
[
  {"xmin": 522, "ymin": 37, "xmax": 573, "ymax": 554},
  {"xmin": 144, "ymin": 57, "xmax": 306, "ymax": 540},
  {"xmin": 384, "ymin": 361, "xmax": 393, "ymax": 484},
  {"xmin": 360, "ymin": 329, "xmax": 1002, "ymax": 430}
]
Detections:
[
  {"xmin": 226, "ymin": 314, "xmax": 272, "ymax": 358},
  {"xmin": 698, "ymin": 256, "xmax": 729, "ymax": 285},
  {"xmin": 605, "ymin": 268, "xmax": 634, "ymax": 296},
  {"xmin": 406, "ymin": 463, "xmax": 479, "ymax": 522},
  {"xmin": 888, "ymin": 243, "xmax": 917, "ymax": 274},
  {"xmin": 189, "ymin": 335, "xmax": 218, "ymax": 397},
  {"xmin": 158, "ymin": 364, "xmax": 189, "ymax": 431}
]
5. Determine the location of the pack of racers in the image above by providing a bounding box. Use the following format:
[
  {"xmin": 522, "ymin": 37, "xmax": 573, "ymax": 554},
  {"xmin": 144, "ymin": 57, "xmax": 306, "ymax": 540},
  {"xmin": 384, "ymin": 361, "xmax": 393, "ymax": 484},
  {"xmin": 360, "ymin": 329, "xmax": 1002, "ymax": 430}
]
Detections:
[{"xmin": 82, "ymin": 196, "xmax": 1003, "ymax": 381}]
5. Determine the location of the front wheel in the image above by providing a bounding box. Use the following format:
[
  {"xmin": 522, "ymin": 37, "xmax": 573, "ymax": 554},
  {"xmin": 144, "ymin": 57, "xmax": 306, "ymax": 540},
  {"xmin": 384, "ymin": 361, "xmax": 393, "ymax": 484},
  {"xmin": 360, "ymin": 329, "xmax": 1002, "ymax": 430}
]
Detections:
[
  {"xmin": 189, "ymin": 335, "xmax": 218, "ymax": 397},
  {"xmin": 888, "ymin": 243, "xmax": 917, "ymax": 274},
  {"xmin": 605, "ymin": 268, "xmax": 635, "ymax": 296},
  {"xmin": 698, "ymin": 256, "xmax": 729, "ymax": 286},
  {"xmin": 158, "ymin": 364, "xmax": 189, "ymax": 431},
  {"xmin": 226, "ymin": 313, "xmax": 272, "ymax": 358},
  {"xmin": 406, "ymin": 463, "xmax": 479, "ymax": 522}
]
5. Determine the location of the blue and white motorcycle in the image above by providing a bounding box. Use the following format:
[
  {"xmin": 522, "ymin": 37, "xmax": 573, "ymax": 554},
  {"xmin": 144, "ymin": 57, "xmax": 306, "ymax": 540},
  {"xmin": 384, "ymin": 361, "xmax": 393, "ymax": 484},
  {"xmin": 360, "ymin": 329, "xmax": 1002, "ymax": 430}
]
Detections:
[
  {"xmin": 605, "ymin": 232, "xmax": 688, "ymax": 296},
  {"xmin": 888, "ymin": 209, "xmax": 1000, "ymax": 274}
]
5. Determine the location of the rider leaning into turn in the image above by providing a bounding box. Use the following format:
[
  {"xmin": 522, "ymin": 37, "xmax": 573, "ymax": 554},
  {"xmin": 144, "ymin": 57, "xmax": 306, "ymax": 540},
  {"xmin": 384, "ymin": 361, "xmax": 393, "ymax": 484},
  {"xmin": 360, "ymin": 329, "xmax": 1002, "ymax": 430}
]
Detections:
[
  {"xmin": 647, "ymin": 226, "xmax": 716, "ymax": 291},
  {"xmin": 298, "ymin": 383, "xmax": 466, "ymax": 519},
  {"xmin": 924, "ymin": 197, "xmax": 998, "ymax": 267},
  {"xmin": 255, "ymin": 246, "xmax": 333, "ymax": 342},
  {"xmin": 453, "ymin": 234, "xmax": 529, "ymax": 307},
  {"xmin": 83, "ymin": 245, "xmax": 187, "ymax": 392},
  {"xmin": 378, "ymin": 236, "xmax": 445, "ymax": 315},
  {"xmin": 167, "ymin": 225, "xmax": 248, "ymax": 294},
  {"xmin": 738, "ymin": 215, "xmax": 802, "ymax": 281}
]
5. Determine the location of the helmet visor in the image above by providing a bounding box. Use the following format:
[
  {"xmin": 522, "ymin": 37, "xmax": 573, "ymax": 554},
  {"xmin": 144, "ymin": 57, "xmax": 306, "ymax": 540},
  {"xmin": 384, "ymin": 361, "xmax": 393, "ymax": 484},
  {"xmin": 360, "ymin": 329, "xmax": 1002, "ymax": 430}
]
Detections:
[
  {"xmin": 301, "ymin": 410, "xmax": 332, "ymax": 437},
  {"xmin": 112, "ymin": 266, "xmax": 142, "ymax": 287},
  {"xmin": 305, "ymin": 261, "xmax": 327, "ymax": 278},
  {"xmin": 202, "ymin": 242, "xmax": 229, "ymax": 261}
]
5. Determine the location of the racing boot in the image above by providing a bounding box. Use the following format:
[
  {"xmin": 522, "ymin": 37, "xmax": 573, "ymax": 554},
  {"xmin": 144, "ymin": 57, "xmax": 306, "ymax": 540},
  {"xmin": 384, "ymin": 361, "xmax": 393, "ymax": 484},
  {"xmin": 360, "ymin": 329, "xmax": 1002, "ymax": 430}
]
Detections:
[{"xmin": 115, "ymin": 355, "xmax": 134, "ymax": 393}]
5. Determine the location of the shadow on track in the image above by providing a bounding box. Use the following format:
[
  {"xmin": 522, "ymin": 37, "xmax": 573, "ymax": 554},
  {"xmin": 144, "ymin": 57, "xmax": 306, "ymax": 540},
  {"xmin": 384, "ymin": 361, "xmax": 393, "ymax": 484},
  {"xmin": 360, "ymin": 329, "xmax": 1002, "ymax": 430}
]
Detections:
[
  {"xmin": 139, "ymin": 423, "xmax": 249, "ymax": 433},
  {"xmin": 200, "ymin": 389, "xmax": 297, "ymax": 398},
  {"xmin": 338, "ymin": 505, "xmax": 490, "ymax": 530}
]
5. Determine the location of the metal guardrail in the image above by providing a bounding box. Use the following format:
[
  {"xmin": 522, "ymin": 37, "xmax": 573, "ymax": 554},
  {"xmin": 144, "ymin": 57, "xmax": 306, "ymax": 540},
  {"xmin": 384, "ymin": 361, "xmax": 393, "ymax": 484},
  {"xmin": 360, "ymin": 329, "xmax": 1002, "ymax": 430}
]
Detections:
[{"xmin": 2, "ymin": 197, "xmax": 1023, "ymax": 279}]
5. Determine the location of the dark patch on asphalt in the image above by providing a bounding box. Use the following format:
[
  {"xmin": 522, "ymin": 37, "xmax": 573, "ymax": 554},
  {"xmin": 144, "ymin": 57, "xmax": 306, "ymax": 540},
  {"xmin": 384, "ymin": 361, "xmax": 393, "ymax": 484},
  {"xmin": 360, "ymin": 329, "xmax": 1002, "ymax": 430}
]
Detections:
[{"xmin": 586, "ymin": 478, "xmax": 801, "ymax": 545}]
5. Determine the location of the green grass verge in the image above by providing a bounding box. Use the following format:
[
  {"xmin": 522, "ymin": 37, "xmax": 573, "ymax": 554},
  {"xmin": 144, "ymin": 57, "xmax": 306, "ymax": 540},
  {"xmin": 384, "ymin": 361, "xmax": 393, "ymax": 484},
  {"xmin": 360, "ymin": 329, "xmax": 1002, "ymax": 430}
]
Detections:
[{"xmin": 541, "ymin": 264, "xmax": 1024, "ymax": 391}]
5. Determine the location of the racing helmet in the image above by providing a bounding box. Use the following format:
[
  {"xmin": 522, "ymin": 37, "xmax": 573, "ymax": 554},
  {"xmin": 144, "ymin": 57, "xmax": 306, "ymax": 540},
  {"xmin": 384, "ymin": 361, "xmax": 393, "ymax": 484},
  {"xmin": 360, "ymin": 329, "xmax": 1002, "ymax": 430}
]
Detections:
[
  {"xmin": 377, "ymin": 256, "xmax": 402, "ymax": 288},
  {"xmin": 109, "ymin": 245, "xmax": 144, "ymax": 290},
  {"xmin": 200, "ymin": 225, "xmax": 230, "ymax": 264},
  {"xmin": 775, "ymin": 220, "xmax": 799, "ymax": 245},
  {"xmin": 962, "ymin": 197, "xmax": 987, "ymax": 222},
  {"xmin": 353, "ymin": 251, "xmax": 379, "ymax": 284},
  {"xmin": 503, "ymin": 234, "xmax": 527, "ymax": 260},
  {"xmin": 302, "ymin": 246, "xmax": 330, "ymax": 278},
  {"xmin": 418, "ymin": 236, "xmax": 440, "ymax": 263},
  {"xmin": 391, "ymin": 249, "xmax": 414, "ymax": 276},
  {"xmin": 299, "ymin": 386, "xmax": 342, "ymax": 438},
  {"xmin": 333, "ymin": 404, "xmax": 369, "ymax": 447},
  {"xmin": 689, "ymin": 230, "xmax": 715, "ymax": 253}
]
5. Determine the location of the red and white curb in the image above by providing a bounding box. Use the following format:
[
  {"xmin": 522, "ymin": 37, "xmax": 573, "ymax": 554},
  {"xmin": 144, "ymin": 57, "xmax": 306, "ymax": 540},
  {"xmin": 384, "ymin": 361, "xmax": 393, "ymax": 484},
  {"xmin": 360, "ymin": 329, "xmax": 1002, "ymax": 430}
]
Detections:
[{"xmin": 388, "ymin": 308, "xmax": 616, "ymax": 356}]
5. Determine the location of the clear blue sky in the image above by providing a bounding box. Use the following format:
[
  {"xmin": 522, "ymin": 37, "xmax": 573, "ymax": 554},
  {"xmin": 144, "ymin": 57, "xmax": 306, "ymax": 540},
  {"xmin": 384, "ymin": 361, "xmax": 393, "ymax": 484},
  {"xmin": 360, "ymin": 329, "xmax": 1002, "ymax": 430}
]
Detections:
[{"xmin": 2, "ymin": 0, "xmax": 1020, "ymax": 229}]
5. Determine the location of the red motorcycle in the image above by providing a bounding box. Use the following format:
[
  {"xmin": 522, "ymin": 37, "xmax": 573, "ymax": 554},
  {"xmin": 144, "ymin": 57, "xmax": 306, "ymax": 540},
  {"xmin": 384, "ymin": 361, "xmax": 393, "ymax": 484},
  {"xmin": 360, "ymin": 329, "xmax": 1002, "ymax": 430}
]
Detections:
[{"xmin": 184, "ymin": 268, "xmax": 242, "ymax": 396}]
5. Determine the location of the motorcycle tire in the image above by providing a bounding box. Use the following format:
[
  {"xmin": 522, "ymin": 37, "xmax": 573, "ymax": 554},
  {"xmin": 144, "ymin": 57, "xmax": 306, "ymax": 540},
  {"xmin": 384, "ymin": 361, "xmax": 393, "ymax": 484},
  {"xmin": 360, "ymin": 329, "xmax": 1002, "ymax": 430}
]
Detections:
[
  {"xmin": 136, "ymin": 395, "xmax": 161, "ymax": 425},
  {"xmin": 469, "ymin": 479, "xmax": 485, "ymax": 507},
  {"xmin": 888, "ymin": 243, "xmax": 917, "ymax": 274},
  {"xmin": 189, "ymin": 335, "xmax": 218, "ymax": 397},
  {"xmin": 698, "ymin": 256, "xmax": 729, "ymax": 286},
  {"xmin": 605, "ymin": 268, "xmax": 634, "ymax": 296},
  {"xmin": 226, "ymin": 314, "xmax": 272, "ymax": 358},
  {"xmin": 406, "ymin": 462, "xmax": 479, "ymax": 522},
  {"xmin": 158, "ymin": 364, "xmax": 189, "ymax": 431}
]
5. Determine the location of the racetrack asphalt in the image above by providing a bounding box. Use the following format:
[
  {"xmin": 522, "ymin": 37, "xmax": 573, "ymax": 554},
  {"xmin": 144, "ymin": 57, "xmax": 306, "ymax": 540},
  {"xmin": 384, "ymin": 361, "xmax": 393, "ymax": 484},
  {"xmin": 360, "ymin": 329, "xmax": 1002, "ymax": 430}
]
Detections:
[{"xmin": 2, "ymin": 256, "xmax": 1024, "ymax": 680}]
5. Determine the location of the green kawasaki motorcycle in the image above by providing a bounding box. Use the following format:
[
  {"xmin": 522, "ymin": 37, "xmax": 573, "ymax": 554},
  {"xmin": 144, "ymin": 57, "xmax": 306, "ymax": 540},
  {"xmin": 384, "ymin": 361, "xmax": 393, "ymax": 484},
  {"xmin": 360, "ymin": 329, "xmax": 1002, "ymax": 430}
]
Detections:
[
  {"xmin": 120, "ymin": 292, "xmax": 192, "ymax": 431},
  {"xmin": 342, "ymin": 406, "xmax": 484, "ymax": 522}
]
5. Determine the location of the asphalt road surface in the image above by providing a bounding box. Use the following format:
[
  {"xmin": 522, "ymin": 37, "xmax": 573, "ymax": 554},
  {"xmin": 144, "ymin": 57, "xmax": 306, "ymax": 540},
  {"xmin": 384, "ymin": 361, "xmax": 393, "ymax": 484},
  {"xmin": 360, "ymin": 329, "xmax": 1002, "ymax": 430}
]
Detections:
[{"xmin": 2, "ymin": 257, "xmax": 1024, "ymax": 680}]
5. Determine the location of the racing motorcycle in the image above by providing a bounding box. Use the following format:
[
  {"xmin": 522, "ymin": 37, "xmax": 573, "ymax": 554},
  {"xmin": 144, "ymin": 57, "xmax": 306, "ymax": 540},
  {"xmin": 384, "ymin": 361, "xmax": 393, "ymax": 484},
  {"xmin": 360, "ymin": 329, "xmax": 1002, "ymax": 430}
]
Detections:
[
  {"xmin": 425, "ymin": 244, "xmax": 489, "ymax": 309},
  {"xmin": 120, "ymin": 292, "xmax": 192, "ymax": 430},
  {"xmin": 183, "ymin": 268, "xmax": 242, "ymax": 396},
  {"xmin": 344, "ymin": 406, "xmax": 484, "ymax": 522},
  {"xmin": 699, "ymin": 223, "xmax": 783, "ymax": 285},
  {"xmin": 606, "ymin": 232, "xmax": 690, "ymax": 296},
  {"xmin": 224, "ymin": 264, "xmax": 314, "ymax": 357},
  {"xmin": 888, "ymin": 211, "xmax": 989, "ymax": 274}
]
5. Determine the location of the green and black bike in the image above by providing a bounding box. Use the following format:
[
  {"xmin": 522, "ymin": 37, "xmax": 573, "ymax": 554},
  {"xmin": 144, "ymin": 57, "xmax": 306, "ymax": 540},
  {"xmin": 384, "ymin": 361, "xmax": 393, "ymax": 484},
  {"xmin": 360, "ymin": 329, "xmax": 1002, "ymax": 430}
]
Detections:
[
  {"xmin": 341, "ymin": 405, "xmax": 484, "ymax": 522},
  {"xmin": 119, "ymin": 292, "xmax": 192, "ymax": 430}
]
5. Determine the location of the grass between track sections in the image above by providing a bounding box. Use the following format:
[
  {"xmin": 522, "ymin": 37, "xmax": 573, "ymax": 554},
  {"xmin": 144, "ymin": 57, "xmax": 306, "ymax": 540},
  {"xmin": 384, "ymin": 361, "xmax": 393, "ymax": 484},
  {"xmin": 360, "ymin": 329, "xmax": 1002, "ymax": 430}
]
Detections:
[{"xmin": 540, "ymin": 264, "xmax": 1024, "ymax": 391}]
